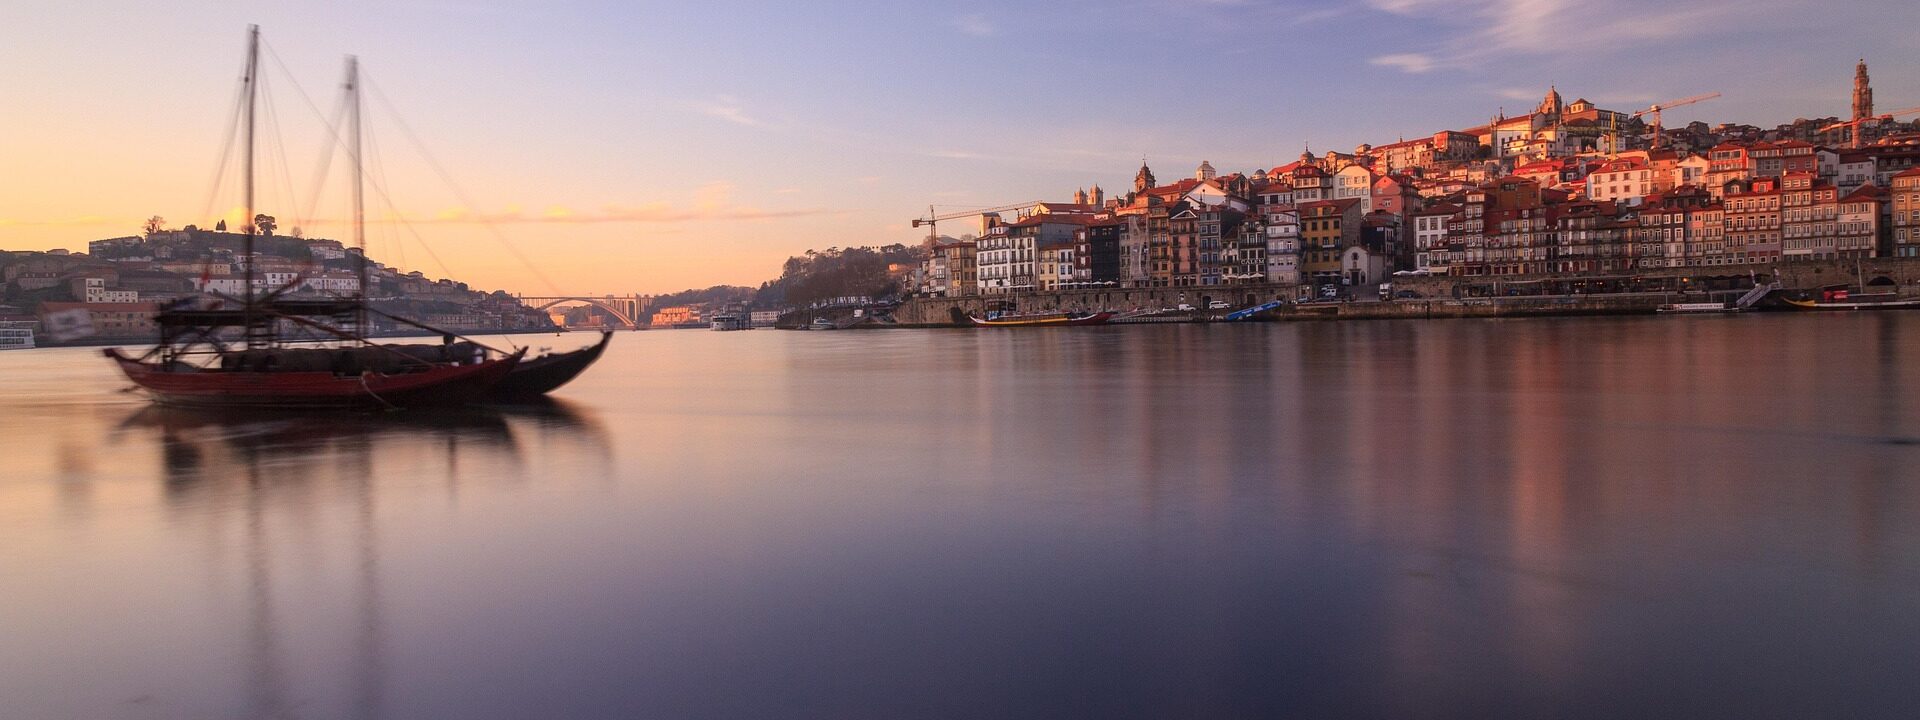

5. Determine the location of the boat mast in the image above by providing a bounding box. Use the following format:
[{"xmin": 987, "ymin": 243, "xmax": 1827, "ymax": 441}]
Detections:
[
  {"xmin": 242, "ymin": 24, "xmax": 261, "ymax": 348},
  {"xmin": 347, "ymin": 55, "xmax": 367, "ymax": 335}
]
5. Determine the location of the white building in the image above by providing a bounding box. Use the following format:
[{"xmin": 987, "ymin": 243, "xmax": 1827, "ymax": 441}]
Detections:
[
  {"xmin": 1412, "ymin": 205, "xmax": 1457, "ymax": 273},
  {"xmin": 1118, "ymin": 215, "xmax": 1149, "ymax": 288},
  {"xmin": 300, "ymin": 272, "xmax": 362, "ymax": 295},
  {"xmin": 1588, "ymin": 157, "xmax": 1654, "ymax": 205},
  {"xmin": 974, "ymin": 230, "xmax": 1031, "ymax": 295},
  {"xmin": 1672, "ymin": 155, "xmax": 1711, "ymax": 189},
  {"xmin": 1262, "ymin": 207, "xmax": 1300, "ymax": 285},
  {"xmin": 1835, "ymin": 154, "xmax": 1877, "ymax": 192},
  {"xmin": 1333, "ymin": 165, "xmax": 1375, "ymax": 205},
  {"xmin": 80, "ymin": 278, "xmax": 138, "ymax": 304}
]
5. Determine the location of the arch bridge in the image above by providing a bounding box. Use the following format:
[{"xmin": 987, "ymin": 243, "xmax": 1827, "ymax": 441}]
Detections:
[{"xmin": 517, "ymin": 294, "xmax": 652, "ymax": 330}]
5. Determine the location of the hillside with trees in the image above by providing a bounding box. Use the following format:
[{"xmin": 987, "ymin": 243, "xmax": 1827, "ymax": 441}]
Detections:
[{"xmin": 753, "ymin": 244, "xmax": 922, "ymax": 307}]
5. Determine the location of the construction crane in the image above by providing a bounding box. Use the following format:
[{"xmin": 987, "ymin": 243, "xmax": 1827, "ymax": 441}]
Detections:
[
  {"xmin": 1610, "ymin": 92, "xmax": 1720, "ymax": 155},
  {"xmin": 1820, "ymin": 106, "xmax": 1920, "ymax": 149},
  {"xmin": 911, "ymin": 201, "xmax": 1041, "ymax": 242},
  {"xmin": 1635, "ymin": 92, "xmax": 1720, "ymax": 150}
]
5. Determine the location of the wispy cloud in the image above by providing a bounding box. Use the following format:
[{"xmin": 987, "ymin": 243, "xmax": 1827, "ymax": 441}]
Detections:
[
  {"xmin": 1367, "ymin": 0, "xmax": 1730, "ymax": 74},
  {"xmin": 691, "ymin": 95, "xmax": 763, "ymax": 127},
  {"xmin": 953, "ymin": 14, "xmax": 996, "ymax": 37},
  {"xmin": 420, "ymin": 205, "xmax": 830, "ymax": 225},
  {"xmin": 416, "ymin": 184, "xmax": 832, "ymax": 225},
  {"xmin": 0, "ymin": 215, "xmax": 117, "ymax": 227},
  {"xmin": 1371, "ymin": 53, "xmax": 1436, "ymax": 74}
]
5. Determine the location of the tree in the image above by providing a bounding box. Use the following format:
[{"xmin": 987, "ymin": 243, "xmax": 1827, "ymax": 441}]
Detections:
[
  {"xmin": 143, "ymin": 216, "xmax": 165, "ymax": 236},
  {"xmin": 290, "ymin": 226, "xmax": 304, "ymax": 239},
  {"xmin": 182, "ymin": 224, "xmax": 198, "ymax": 232},
  {"xmin": 215, "ymin": 220, "xmax": 227, "ymax": 232},
  {"xmin": 254, "ymin": 214, "xmax": 277, "ymax": 237}
]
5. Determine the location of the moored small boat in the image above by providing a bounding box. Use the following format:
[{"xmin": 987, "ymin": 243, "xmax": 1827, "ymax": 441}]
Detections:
[
  {"xmin": 1657, "ymin": 302, "xmax": 1737, "ymax": 314},
  {"xmin": 1779, "ymin": 296, "xmax": 1920, "ymax": 311},
  {"xmin": 950, "ymin": 308, "xmax": 1114, "ymax": 327}
]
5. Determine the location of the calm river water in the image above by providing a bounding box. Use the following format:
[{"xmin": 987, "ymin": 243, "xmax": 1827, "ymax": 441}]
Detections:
[{"xmin": 3, "ymin": 316, "xmax": 1918, "ymax": 718}]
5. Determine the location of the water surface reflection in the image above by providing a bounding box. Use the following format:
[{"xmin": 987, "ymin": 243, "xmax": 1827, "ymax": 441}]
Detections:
[{"xmin": 2, "ymin": 320, "xmax": 1919, "ymax": 718}]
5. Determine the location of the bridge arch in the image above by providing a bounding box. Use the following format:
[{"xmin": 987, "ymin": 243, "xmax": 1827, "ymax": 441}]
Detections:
[{"xmin": 525, "ymin": 297, "xmax": 640, "ymax": 329}]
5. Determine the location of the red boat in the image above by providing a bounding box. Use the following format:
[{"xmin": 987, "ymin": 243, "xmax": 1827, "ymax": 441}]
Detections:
[
  {"xmin": 106, "ymin": 346, "xmax": 523, "ymax": 410},
  {"xmin": 103, "ymin": 28, "xmax": 537, "ymax": 411},
  {"xmin": 488, "ymin": 331, "xmax": 613, "ymax": 400}
]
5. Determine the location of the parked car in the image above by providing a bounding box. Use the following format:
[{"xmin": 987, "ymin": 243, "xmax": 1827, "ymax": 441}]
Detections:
[
  {"xmin": 1395, "ymin": 289, "xmax": 1423, "ymax": 299},
  {"xmin": 1176, "ymin": 303, "xmax": 1195, "ymax": 311},
  {"xmin": 1207, "ymin": 300, "xmax": 1230, "ymax": 310}
]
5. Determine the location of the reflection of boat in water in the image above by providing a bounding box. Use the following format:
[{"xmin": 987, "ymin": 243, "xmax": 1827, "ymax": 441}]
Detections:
[
  {"xmin": 117, "ymin": 403, "xmax": 519, "ymax": 448},
  {"xmin": 949, "ymin": 308, "xmax": 1115, "ymax": 327},
  {"xmin": 489, "ymin": 331, "xmax": 612, "ymax": 399}
]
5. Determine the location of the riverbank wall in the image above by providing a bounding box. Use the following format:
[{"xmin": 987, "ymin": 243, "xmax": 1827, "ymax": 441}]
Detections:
[{"xmin": 892, "ymin": 257, "xmax": 1920, "ymax": 326}]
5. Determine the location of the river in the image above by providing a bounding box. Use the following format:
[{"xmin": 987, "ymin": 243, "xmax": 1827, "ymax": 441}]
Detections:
[{"xmin": 2, "ymin": 316, "xmax": 1917, "ymax": 718}]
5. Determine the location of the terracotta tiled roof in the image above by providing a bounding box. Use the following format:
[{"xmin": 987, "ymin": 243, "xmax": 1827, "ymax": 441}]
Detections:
[
  {"xmin": 1841, "ymin": 184, "xmax": 1886, "ymax": 201},
  {"xmin": 1008, "ymin": 213, "xmax": 1101, "ymax": 227}
]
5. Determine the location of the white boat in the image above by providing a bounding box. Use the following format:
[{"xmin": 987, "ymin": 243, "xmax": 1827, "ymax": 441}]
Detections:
[
  {"xmin": 710, "ymin": 314, "xmax": 750, "ymax": 331},
  {"xmin": 1657, "ymin": 302, "xmax": 1736, "ymax": 314},
  {"xmin": 809, "ymin": 317, "xmax": 837, "ymax": 330},
  {"xmin": 0, "ymin": 322, "xmax": 35, "ymax": 350}
]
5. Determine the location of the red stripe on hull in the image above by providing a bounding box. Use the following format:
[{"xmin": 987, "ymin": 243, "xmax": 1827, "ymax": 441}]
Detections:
[{"xmin": 105, "ymin": 348, "xmax": 522, "ymax": 409}]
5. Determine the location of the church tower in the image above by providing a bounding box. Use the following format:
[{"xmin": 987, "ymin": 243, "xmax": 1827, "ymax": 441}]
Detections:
[
  {"xmin": 1537, "ymin": 86, "xmax": 1564, "ymax": 116},
  {"xmin": 1074, "ymin": 187, "xmax": 1088, "ymax": 205},
  {"xmin": 1134, "ymin": 162, "xmax": 1156, "ymax": 192},
  {"xmin": 1196, "ymin": 160, "xmax": 1217, "ymax": 181},
  {"xmin": 1089, "ymin": 184, "xmax": 1104, "ymax": 206},
  {"xmin": 1854, "ymin": 59, "xmax": 1874, "ymax": 121}
]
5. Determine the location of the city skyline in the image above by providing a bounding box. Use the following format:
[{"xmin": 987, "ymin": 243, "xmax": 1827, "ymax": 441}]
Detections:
[{"xmin": 3, "ymin": 0, "xmax": 1917, "ymax": 294}]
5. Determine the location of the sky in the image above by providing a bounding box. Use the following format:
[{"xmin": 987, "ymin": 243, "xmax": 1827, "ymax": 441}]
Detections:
[{"xmin": 2, "ymin": 0, "xmax": 1916, "ymax": 295}]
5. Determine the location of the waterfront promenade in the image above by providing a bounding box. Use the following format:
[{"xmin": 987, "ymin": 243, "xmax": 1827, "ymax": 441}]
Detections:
[{"xmin": 894, "ymin": 256, "xmax": 1920, "ymax": 325}]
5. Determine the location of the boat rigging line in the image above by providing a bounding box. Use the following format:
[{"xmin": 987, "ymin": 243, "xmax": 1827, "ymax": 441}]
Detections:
[{"xmin": 363, "ymin": 74, "xmax": 563, "ymax": 294}]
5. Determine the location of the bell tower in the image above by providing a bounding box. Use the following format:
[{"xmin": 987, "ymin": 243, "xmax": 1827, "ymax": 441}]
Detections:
[
  {"xmin": 1853, "ymin": 59, "xmax": 1874, "ymax": 122},
  {"xmin": 1134, "ymin": 161, "xmax": 1156, "ymax": 192}
]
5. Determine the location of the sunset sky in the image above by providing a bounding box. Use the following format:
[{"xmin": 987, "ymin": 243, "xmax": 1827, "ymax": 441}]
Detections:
[{"xmin": 3, "ymin": 0, "xmax": 1915, "ymax": 295}]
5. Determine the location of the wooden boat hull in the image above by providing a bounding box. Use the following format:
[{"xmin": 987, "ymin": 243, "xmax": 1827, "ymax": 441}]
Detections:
[
  {"xmin": 488, "ymin": 331, "xmax": 612, "ymax": 399},
  {"xmin": 952, "ymin": 309, "xmax": 1115, "ymax": 327},
  {"xmin": 106, "ymin": 347, "xmax": 523, "ymax": 410},
  {"xmin": 1779, "ymin": 298, "xmax": 1920, "ymax": 311}
]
